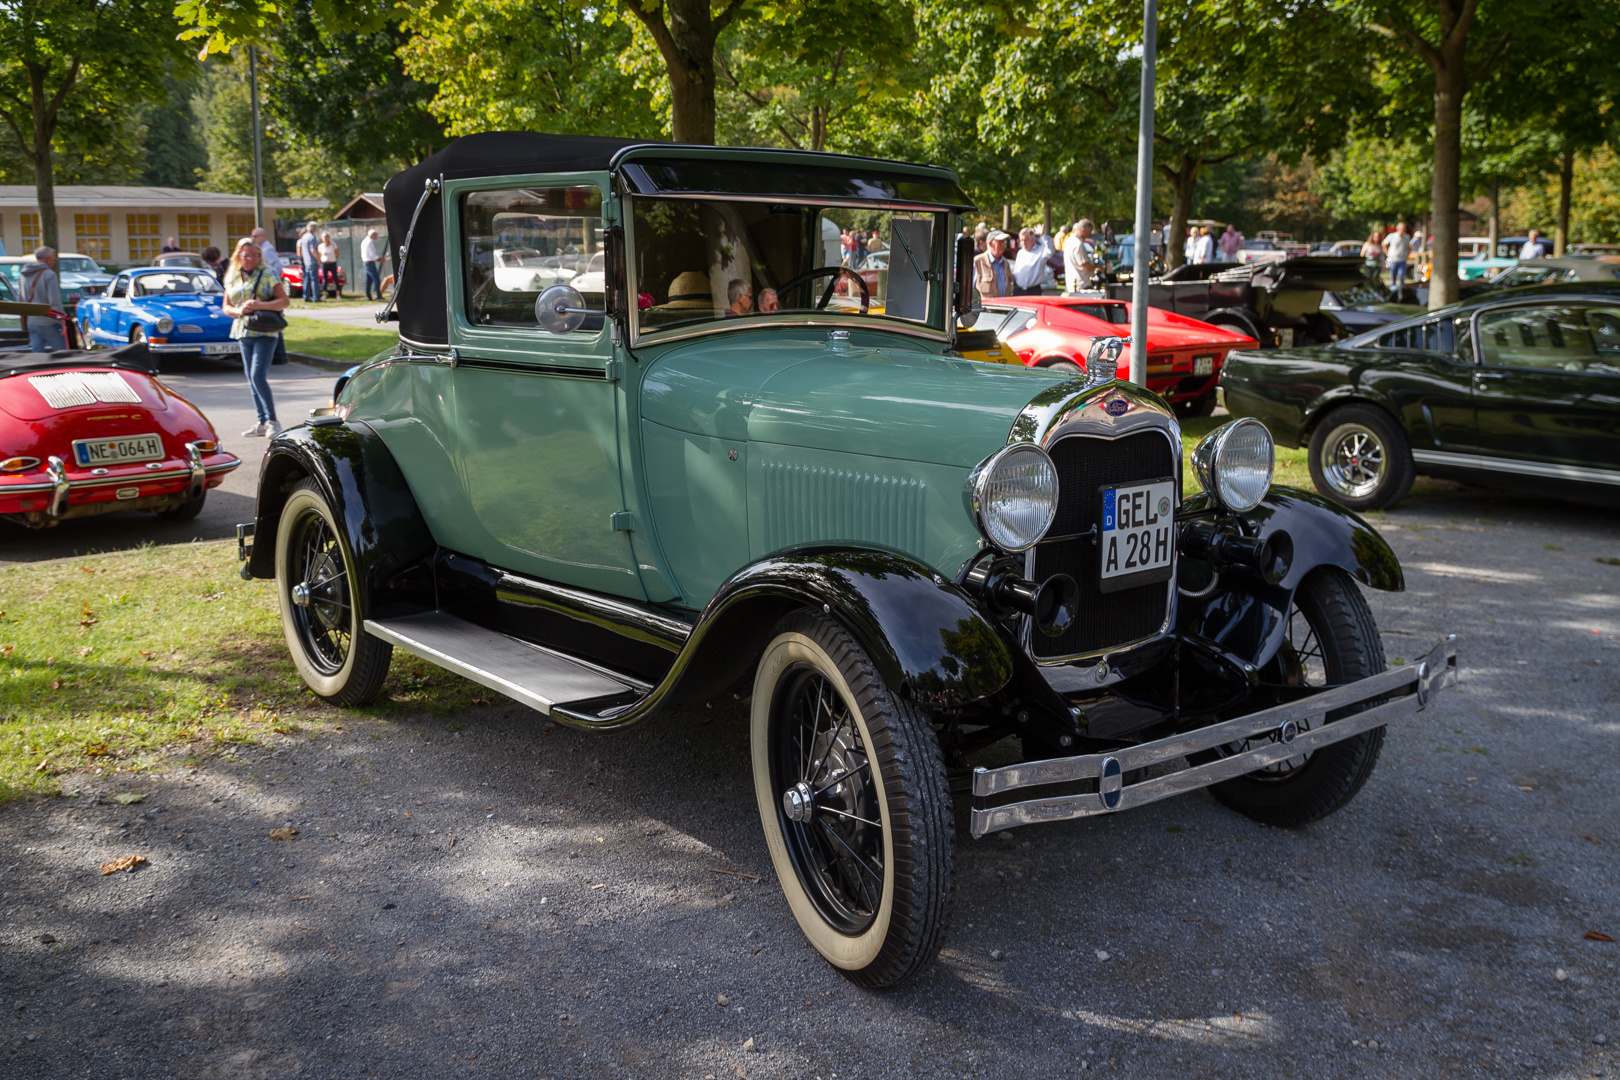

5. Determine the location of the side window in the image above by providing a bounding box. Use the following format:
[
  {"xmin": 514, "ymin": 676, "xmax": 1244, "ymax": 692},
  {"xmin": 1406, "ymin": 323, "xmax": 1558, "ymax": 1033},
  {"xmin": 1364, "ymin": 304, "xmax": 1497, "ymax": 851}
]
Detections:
[
  {"xmin": 109, "ymin": 276, "xmax": 128, "ymax": 298},
  {"xmin": 1377, "ymin": 318, "xmax": 1452, "ymax": 354},
  {"xmin": 993, "ymin": 307, "xmax": 1037, "ymax": 342},
  {"xmin": 461, "ymin": 186, "xmax": 604, "ymax": 331},
  {"xmin": 1477, "ymin": 305, "xmax": 1602, "ymax": 372}
]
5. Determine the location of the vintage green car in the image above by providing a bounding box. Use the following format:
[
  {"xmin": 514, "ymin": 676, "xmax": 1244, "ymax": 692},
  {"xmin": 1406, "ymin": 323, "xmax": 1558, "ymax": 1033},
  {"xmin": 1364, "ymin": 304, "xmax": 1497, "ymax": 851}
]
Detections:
[{"xmin": 238, "ymin": 133, "xmax": 1456, "ymax": 987}]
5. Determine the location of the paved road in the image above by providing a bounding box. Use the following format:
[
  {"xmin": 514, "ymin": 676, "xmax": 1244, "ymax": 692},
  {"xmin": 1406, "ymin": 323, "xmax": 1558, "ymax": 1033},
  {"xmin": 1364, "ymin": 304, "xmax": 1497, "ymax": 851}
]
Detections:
[
  {"xmin": 1, "ymin": 482, "xmax": 1616, "ymax": 1078},
  {"xmin": 287, "ymin": 299, "xmax": 388, "ymax": 329},
  {"xmin": 0, "ymin": 357, "xmax": 337, "ymax": 564}
]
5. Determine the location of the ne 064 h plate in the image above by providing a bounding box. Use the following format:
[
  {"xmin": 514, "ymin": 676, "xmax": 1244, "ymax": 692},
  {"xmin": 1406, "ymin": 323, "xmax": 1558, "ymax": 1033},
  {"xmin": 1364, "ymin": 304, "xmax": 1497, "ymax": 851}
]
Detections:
[
  {"xmin": 1099, "ymin": 478, "xmax": 1176, "ymax": 594},
  {"xmin": 72, "ymin": 432, "xmax": 163, "ymax": 468}
]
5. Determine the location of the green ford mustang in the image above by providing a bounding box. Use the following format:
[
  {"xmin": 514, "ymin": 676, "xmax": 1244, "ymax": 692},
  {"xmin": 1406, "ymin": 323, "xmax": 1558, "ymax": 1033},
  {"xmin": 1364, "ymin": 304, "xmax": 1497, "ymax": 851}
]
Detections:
[
  {"xmin": 237, "ymin": 133, "xmax": 1457, "ymax": 987},
  {"xmin": 1221, "ymin": 281, "xmax": 1620, "ymax": 510}
]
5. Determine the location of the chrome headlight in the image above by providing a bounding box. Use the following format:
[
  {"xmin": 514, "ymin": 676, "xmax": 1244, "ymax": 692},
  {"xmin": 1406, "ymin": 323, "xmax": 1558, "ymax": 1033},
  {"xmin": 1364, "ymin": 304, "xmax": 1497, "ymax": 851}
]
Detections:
[
  {"xmin": 155, "ymin": 316, "xmax": 175, "ymax": 334},
  {"xmin": 1192, "ymin": 418, "xmax": 1274, "ymax": 512},
  {"xmin": 970, "ymin": 443, "xmax": 1059, "ymax": 552}
]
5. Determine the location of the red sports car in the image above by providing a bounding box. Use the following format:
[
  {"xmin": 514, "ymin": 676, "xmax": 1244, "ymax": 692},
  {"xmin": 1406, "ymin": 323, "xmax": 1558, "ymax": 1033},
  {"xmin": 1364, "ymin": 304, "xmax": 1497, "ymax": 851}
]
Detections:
[
  {"xmin": 276, "ymin": 255, "xmax": 346, "ymax": 298},
  {"xmin": 963, "ymin": 296, "xmax": 1256, "ymax": 416},
  {"xmin": 0, "ymin": 343, "xmax": 240, "ymax": 526}
]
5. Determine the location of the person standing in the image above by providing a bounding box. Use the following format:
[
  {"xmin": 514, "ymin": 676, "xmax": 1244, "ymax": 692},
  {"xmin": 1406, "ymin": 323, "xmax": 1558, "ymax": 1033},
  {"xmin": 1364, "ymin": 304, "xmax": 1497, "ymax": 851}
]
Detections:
[
  {"xmin": 1063, "ymin": 219, "xmax": 1099, "ymax": 295},
  {"xmin": 251, "ymin": 227, "xmax": 291, "ymax": 366},
  {"xmin": 1359, "ymin": 231, "xmax": 1383, "ymax": 269},
  {"xmin": 1218, "ymin": 225, "xmax": 1243, "ymax": 261},
  {"xmin": 20, "ymin": 246, "xmax": 66, "ymax": 352},
  {"xmin": 1010, "ymin": 227, "xmax": 1045, "ymax": 296},
  {"xmin": 201, "ymin": 245, "xmax": 225, "ymax": 284},
  {"xmin": 222, "ymin": 237, "xmax": 290, "ymax": 437},
  {"xmin": 973, "ymin": 230, "xmax": 1013, "ymax": 299},
  {"xmin": 296, "ymin": 222, "xmax": 320, "ymax": 302},
  {"xmin": 1149, "ymin": 222, "xmax": 1164, "ymax": 258},
  {"xmin": 1195, "ymin": 226, "xmax": 1217, "ymax": 265},
  {"xmin": 1184, "ymin": 227, "xmax": 1199, "ymax": 265},
  {"xmin": 361, "ymin": 228, "xmax": 383, "ymax": 301},
  {"xmin": 317, "ymin": 231, "xmax": 341, "ymax": 298},
  {"xmin": 1383, "ymin": 222, "xmax": 1412, "ymax": 293},
  {"xmin": 161, "ymin": 236, "xmax": 180, "ymax": 253},
  {"xmin": 1521, "ymin": 228, "xmax": 1547, "ymax": 259}
]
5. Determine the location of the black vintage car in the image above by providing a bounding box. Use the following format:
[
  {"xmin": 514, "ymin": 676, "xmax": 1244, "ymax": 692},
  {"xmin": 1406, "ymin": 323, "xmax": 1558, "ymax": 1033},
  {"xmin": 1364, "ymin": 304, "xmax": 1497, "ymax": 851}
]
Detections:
[{"xmin": 1220, "ymin": 283, "xmax": 1620, "ymax": 509}]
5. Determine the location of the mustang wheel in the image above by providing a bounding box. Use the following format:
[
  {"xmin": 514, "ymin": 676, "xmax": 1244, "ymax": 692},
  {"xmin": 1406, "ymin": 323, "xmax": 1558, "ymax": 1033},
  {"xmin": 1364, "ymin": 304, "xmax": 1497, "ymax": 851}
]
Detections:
[
  {"xmin": 274, "ymin": 479, "xmax": 392, "ymax": 705},
  {"xmin": 1201, "ymin": 567, "xmax": 1387, "ymax": 827},
  {"xmin": 1308, "ymin": 405, "xmax": 1414, "ymax": 510},
  {"xmin": 752, "ymin": 610, "xmax": 953, "ymax": 988}
]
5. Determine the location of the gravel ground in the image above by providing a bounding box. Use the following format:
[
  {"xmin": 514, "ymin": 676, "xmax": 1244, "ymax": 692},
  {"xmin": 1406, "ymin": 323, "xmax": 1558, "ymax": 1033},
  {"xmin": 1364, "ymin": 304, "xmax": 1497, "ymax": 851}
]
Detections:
[{"xmin": 2, "ymin": 482, "xmax": 1616, "ymax": 1079}]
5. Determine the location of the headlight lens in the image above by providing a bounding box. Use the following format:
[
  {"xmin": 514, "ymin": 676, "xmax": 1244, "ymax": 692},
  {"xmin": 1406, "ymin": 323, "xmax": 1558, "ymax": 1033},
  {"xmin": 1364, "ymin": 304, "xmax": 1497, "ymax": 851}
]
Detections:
[
  {"xmin": 156, "ymin": 316, "xmax": 175, "ymax": 333},
  {"xmin": 1192, "ymin": 417, "xmax": 1274, "ymax": 512},
  {"xmin": 971, "ymin": 443, "xmax": 1059, "ymax": 551}
]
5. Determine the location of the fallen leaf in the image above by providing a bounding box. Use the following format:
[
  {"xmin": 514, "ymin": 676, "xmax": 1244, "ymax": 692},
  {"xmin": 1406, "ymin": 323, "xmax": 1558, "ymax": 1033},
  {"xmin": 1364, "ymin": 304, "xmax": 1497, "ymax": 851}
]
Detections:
[
  {"xmin": 289, "ymin": 895, "xmax": 312, "ymax": 902},
  {"xmin": 707, "ymin": 868, "xmax": 762, "ymax": 882},
  {"xmin": 78, "ymin": 619, "xmax": 97, "ymax": 628},
  {"xmin": 717, "ymin": 994, "xmax": 730, "ymax": 1006},
  {"xmin": 269, "ymin": 827, "xmax": 299, "ymax": 841},
  {"xmin": 51, "ymin": 680, "xmax": 64, "ymax": 690},
  {"xmin": 113, "ymin": 793, "xmax": 144, "ymax": 805},
  {"xmin": 1587, "ymin": 931, "xmax": 1615, "ymax": 942},
  {"xmin": 99, "ymin": 855, "xmax": 147, "ymax": 875}
]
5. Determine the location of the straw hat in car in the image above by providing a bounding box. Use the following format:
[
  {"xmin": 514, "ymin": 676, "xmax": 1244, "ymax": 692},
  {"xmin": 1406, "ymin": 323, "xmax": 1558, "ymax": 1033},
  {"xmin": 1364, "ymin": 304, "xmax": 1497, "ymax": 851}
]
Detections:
[{"xmin": 659, "ymin": 271, "xmax": 716, "ymax": 309}]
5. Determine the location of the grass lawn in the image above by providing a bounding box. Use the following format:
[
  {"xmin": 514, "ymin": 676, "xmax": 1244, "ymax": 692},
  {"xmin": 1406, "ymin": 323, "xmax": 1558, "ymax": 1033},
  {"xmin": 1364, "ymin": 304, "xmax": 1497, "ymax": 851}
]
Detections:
[
  {"xmin": 0, "ymin": 544, "xmax": 481, "ymax": 803},
  {"xmin": 281, "ymin": 316, "xmax": 399, "ymax": 366}
]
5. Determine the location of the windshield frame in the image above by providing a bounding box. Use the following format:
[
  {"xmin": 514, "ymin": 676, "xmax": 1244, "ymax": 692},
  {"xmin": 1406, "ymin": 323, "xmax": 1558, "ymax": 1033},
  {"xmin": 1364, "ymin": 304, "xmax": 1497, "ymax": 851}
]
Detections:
[{"xmin": 625, "ymin": 193, "xmax": 954, "ymax": 347}]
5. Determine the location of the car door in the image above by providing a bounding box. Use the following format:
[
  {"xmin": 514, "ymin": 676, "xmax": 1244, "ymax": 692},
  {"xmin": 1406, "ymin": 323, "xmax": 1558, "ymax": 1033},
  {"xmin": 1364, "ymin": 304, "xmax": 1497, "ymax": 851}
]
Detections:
[
  {"xmin": 1365, "ymin": 316, "xmax": 1479, "ymax": 452},
  {"xmin": 100, "ymin": 275, "xmax": 131, "ymax": 341},
  {"xmin": 444, "ymin": 177, "xmax": 648, "ymax": 600},
  {"xmin": 1470, "ymin": 299, "xmax": 1620, "ymax": 480}
]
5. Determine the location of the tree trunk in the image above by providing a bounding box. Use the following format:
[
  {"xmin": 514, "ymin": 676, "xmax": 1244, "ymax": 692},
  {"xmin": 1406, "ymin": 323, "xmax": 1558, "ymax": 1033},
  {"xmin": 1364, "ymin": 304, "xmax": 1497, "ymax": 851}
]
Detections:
[
  {"xmin": 1427, "ymin": 57, "xmax": 1465, "ymax": 309},
  {"xmin": 625, "ymin": 0, "xmax": 738, "ymax": 145},
  {"xmin": 1555, "ymin": 143, "xmax": 1573, "ymax": 256},
  {"xmin": 1488, "ymin": 177, "xmax": 1499, "ymax": 255},
  {"xmin": 1161, "ymin": 155, "xmax": 1199, "ymax": 271},
  {"xmin": 665, "ymin": 53, "xmax": 717, "ymax": 144},
  {"xmin": 1042, "ymin": 200, "xmax": 1051, "ymax": 235},
  {"xmin": 26, "ymin": 61, "xmax": 60, "ymax": 252}
]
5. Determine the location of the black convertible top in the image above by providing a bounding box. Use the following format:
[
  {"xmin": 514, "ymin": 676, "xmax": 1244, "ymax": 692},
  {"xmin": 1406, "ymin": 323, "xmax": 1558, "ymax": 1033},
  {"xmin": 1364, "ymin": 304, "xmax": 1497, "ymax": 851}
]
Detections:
[
  {"xmin": 383, "ymin": 131, "xmax": 972, "ymax": 346},
  {"xmin": 0, "ymin": 342, "xmax": 157, "ymax": 378}
]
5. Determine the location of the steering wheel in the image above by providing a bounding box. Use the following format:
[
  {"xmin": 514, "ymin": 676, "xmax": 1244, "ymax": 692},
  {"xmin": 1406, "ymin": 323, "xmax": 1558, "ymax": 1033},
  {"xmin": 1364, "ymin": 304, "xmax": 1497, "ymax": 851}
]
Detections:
[{"xmin": 775, "ymin": 266, "xmax": 871, "ymax": 314}]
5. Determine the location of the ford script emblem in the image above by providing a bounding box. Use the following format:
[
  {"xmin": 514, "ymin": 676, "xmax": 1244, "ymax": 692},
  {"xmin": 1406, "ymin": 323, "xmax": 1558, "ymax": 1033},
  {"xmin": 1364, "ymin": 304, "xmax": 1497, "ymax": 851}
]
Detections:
[{"xmin": 1104, "ymin": 398, "xmax": 1129, "ymax": 416}]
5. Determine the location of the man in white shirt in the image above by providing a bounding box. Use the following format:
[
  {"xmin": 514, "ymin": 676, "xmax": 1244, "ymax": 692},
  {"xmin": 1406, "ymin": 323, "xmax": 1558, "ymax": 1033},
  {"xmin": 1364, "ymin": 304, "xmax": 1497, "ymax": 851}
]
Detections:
[
  {"xmin": 250, "ymin": 227, "xmax": 282, "ymax": 273},
  {"xmin": 1520, "ymin": 229, "xmax": 1547, "ymax": 260},
  {"xmin": 360, "ymin": 228, "xmax": 384, "ymax": 301},
  {"xmin": 1063, "ymin": 219, "xmax": 1098, "ymax": 294},
  {"xmin": 1382, "ymin": 222, "xmax": 1413, "ymax": 293},
  {"xmin": 1010, "ymin": 228, "xmax": 1045, "ymax": 295},
  {"xmin": 1195, "ymin": 226, "xmax": 1216, "ymax": 265}
]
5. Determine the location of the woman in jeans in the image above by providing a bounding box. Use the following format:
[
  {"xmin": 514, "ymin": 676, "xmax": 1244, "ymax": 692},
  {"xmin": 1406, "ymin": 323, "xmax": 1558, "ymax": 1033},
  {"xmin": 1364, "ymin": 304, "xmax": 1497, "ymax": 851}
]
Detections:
[
  {"xmin": 318, "ymin": 232, "xmax": 342, "ymax": 298},
  {"xmin": 222, "ymin": 237, "xmax": 290, "ymax": 437}
]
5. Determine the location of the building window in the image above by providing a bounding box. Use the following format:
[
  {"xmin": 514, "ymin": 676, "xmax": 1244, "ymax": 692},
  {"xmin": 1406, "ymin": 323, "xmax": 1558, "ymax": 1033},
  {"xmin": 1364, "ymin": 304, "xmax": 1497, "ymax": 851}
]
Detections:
[
  {"xmin": 226, "ymin": 213, "xmax": 256, "ymax": 242},
  {"xmin": 128, "ymin": 214, "xmax": 161, "ymax": 262},
  {"xmin": 177, "ymin": 213, "xmax": 211, "ymax": 251},
  {"xmin": 20, "ymin": 213, "xmax": 40, "ymax": 249},
  {"xmin": 74, "ymin": 213, "xmax": 111, "ymax": 261}
]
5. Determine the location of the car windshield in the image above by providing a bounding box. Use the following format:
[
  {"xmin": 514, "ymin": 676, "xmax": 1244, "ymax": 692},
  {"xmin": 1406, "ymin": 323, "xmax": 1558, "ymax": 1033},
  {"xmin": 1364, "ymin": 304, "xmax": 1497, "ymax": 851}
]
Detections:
[
  {"xmin": 630, "ymin": 198, "xmax": 946, "ymax": 336},
  {"xmin": 1335, "ymin": 280, "xmax": 1395, "ymax": 305},
  {"xmin": 58, "ymin": 257, "xmax": 101, "ymax": 274},
  {"xmin": 1492, "ymin": 265, "xmax": 1568, "ymax": 287},
  {"xmin": 133, "ymin": 272, "xmax": 221, "ymax": 296}
]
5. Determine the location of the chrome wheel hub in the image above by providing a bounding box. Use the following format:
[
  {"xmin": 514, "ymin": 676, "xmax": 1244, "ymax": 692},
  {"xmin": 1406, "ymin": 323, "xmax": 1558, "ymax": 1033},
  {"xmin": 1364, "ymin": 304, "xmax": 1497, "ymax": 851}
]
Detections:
[
  {"xmin": 291, "ymin": 582, "xmax": 312, "ymax": 607},
  {"xmin": 1322, "ymin": 425, "xmax": 1385, "ymax": 498},
  {"xmin": 782, "ymin": 781, "xmax": 816, "ymax": 823}
]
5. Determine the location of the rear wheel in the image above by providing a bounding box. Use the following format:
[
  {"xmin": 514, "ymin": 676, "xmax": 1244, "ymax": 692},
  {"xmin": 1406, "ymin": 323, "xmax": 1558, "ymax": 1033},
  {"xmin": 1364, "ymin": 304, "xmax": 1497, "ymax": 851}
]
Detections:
[
  {"xmin": 157, "ymin": 490, "xmax": 206, "ymax": 521},
  {"xmin": 1201, "ymin": 567, "xmax": 1387, "ymax": 827},
  {"xmin": 752, "ymin": 610, "xmax": 953, "ymax": 988},
  {"xmin": 273, "ymin": 479, "xmax": 392, "ymax": 705},
  {"xmin": 1174, "ymin": 392, "xmax": 1217, "ymax": 418},
  {"xmin": 1308, "ymin": 404, "xmax": 1414, "ymax": 510}
]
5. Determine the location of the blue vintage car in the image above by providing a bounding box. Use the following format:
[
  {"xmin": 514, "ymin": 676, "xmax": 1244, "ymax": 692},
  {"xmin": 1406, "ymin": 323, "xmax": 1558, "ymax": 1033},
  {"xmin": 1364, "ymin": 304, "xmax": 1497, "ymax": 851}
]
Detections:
[{"xmin": 76, "ymin": 266, "xmax": 239, "ymax": 365}]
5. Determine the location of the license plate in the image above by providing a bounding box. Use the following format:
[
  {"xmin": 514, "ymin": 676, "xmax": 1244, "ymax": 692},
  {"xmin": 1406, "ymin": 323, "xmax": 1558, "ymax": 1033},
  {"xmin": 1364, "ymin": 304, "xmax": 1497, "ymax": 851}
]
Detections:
[
  {"xmin": 1193, "ymin": 354, "xmax": 1214, "ymax": 376},
  {"xmin": 203, "ymin": 342, "xmax": 239, "ymax": 355},
  {"xmin": 1099, "ymin": 479, "xmax": 1176, "ymax": 593},
  {"xmin": 72, "ymin": 433, "xmax": 163, "ymax": 467}
]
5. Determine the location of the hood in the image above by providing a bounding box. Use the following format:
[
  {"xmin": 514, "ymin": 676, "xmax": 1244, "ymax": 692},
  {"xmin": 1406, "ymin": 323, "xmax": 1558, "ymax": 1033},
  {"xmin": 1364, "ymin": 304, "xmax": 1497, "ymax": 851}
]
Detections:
[{"xmin": 640, "ymin": 331, "xmax": 1067, "ymax": 467}]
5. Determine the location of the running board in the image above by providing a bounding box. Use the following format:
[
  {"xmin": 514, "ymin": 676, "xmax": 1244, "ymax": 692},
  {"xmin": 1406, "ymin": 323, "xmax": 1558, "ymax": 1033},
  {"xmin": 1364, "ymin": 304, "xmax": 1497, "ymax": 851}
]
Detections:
[{"xmin": 364, "ymin": 611, "xmax": 650, "ymax": 716}]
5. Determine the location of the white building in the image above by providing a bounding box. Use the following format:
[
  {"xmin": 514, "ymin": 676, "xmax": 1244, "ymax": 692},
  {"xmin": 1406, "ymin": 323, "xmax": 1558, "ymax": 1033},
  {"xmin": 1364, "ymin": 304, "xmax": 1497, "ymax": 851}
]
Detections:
[{"xmin": 0, "ymin": 186, "xmax": 327, "ymax": 264}]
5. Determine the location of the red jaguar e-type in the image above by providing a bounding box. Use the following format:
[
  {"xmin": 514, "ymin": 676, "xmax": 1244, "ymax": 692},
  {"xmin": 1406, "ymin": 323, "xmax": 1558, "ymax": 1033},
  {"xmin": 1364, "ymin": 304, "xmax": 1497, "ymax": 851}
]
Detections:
[
  {"xmin": 0, "ymin": 342, "xmax": 240, "ymax": 527},
  {"xmin": 963, "ymin": 296, "xmax": 1256, "ymax": 417}
]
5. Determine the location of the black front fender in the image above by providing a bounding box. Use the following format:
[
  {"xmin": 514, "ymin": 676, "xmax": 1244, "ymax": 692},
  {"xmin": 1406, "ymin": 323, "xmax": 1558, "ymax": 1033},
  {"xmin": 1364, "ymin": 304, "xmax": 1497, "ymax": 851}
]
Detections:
[
  {"xmin": 244, "ymin": 421, "xmax": 436, "ymax": 618},
  {"xmin": 1180, "ymin": 486, "xmax": 1402, "ymax": 671},
  {"xmin": 655, "ymin": 547, "xmax": 1015, "ymax": 713}
]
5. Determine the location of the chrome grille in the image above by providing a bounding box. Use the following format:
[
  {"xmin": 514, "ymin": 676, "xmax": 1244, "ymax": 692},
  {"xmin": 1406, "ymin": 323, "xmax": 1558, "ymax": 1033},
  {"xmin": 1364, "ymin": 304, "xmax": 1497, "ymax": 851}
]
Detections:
[{"xmin": 1029, "ymin": 431, "xmax": 1176, "ymax": 659}]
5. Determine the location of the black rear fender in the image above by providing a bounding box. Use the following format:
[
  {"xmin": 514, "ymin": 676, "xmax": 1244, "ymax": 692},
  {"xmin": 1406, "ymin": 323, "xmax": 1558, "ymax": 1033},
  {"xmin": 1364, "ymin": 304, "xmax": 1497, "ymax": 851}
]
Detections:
[{"xmin": 244, "ymin": 421, "xmax": 436, "ymax": 619}]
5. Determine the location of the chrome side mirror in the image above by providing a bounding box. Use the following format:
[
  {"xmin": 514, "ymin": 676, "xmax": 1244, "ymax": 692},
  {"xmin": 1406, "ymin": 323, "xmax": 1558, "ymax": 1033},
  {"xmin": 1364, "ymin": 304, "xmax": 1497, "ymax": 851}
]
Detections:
[{"xmin": 535, "ymin": 284, "xmax": 589, "ymax": 334}]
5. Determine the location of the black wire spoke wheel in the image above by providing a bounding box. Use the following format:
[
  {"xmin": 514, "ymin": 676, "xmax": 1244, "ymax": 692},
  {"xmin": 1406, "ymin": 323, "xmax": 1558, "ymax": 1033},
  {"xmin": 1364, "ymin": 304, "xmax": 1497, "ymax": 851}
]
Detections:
[
  {"xmin": 752, "ymin": 610, "xmax": 953, "ymax": 988},
  {"xmin": 773, "ymin": 664, "xmax": 885, "ymax": 933},
  {"xmin": 1197, "ymin": 567, "xmax": 1389, "ymax": 827},
  {"xmin": 286, "ymin": 507, "xmax": 352, "ymax": 675},
  {"xmin": 273, "ymin": 479, "xmax": 391, "ymax": 705}
]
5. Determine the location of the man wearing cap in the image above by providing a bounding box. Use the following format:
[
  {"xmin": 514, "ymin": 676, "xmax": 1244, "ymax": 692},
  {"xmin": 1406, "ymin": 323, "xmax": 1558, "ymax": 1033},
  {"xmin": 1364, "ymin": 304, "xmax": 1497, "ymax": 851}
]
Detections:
[{"xmin": 973, "ymin": 230, "xmax": 1013, "ymax": 299}]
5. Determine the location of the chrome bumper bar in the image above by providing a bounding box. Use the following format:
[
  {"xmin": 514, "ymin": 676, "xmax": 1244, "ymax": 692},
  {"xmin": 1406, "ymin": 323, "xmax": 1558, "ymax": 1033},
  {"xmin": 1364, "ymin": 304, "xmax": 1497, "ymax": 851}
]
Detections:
[{"xmin": 970, "ymin": 635, "xmax": 1458, "ymax": 838}]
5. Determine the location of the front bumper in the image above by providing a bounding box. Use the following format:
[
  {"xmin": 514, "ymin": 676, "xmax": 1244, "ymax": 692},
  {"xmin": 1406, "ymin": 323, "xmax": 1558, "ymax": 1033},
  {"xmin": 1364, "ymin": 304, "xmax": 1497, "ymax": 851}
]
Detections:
[
  {"xmin": 0, "ymin": 442, "xmax": 239, "ymax": 522},
  {"xmin": 970, "ymin": 635, "xmax": 1458, "ymax": 837},
  {"xmin": 147, "ymin": 341, "xmax": 240, "ymax": 355}
]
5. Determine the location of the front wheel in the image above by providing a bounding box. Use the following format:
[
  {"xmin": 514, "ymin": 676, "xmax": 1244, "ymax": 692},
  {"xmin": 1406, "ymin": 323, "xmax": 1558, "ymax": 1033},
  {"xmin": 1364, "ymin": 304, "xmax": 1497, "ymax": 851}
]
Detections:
[
  {"xmin": 1200, "ymin": 567, "xmax": 1387, "ymax": 827},
  {"xmin": 751, "ymin": 610, "xmax": 953, "ymax": 988},
  {"xmin": 274, "ymin": 479, "xmax": 392, "ymax": 704},
  {"xmin": 1307, "ymin": 404, "xmax": 1414, "ymax": 510}
]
